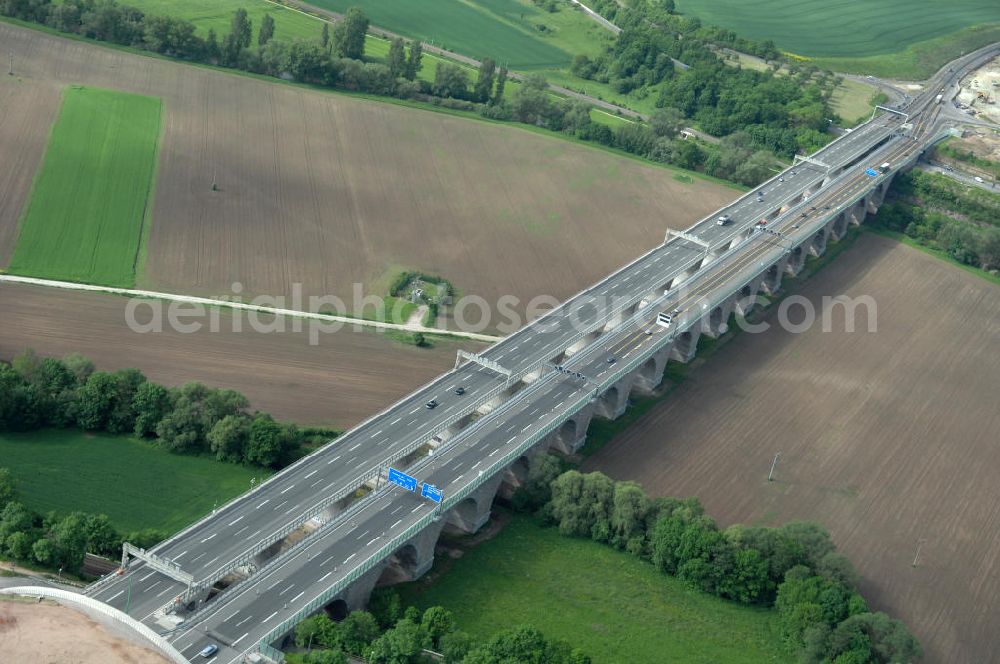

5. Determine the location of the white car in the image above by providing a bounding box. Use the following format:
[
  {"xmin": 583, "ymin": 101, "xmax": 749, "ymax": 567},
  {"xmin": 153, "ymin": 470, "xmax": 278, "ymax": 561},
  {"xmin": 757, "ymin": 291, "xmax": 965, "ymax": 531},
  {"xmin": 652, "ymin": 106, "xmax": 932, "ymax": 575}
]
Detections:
[
  {"xmin": 199, "ymin": 644, "xmax": 219, "ymax": 658},
  {"xmin": 716, "ymin": 214, "xmax": 732, "ymax": 226}
]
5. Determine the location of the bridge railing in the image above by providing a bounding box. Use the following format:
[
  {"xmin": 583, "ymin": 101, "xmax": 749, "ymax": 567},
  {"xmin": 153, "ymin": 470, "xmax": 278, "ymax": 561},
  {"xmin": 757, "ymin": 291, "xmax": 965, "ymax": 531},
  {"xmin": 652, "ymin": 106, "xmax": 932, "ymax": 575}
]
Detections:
[{"xmin": 0, "ymin": 586, "xmax": 190, "ymax": 664}]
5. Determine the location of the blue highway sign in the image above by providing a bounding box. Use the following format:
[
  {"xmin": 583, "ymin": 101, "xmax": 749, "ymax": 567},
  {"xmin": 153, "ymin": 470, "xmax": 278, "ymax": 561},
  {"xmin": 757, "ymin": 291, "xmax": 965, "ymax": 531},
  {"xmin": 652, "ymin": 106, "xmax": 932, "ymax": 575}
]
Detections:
[
  {"xmin": 388, "ymin": 467, "xmax": 417, "ymax": 492},
  {"xmin": 864, "ymin": 168, "xmax": 878, "ymax": 177},
  {"xmin": 420, "ymin": 483, "xmax": 443, "ymax": 503}
]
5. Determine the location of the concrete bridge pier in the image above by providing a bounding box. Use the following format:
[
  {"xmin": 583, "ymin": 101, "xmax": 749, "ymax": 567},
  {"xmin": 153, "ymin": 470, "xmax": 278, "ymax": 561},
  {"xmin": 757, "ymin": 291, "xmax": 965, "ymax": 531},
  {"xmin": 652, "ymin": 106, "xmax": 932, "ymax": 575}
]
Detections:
[
  {"xmin": 830, "ymin": 212, "xmax": 849, "ymax": 241},
  {"xmin": 446, "ymin": 473, "xmax": 506, "ymax": 534},
  {"xmin": 809, "ymin": 224, "xmax": 832, "ymax": 257},
  {"xmin": 865, "ymin": 174, "xmax": 893, "ymax": 214},
  {"xmin": 594, "ymin": 375, "xmax": 635, "ymax": 420},
  {"xmin": 380, "ymin": 518, "xmax": 448, "ymax": 583},
  {"xmin": 669, "ymin": 325, "xmax": 702, "ymax": 363},
  {"xmin": 702, "ymin": 295, "xmax": 736, "ymax": 339},
  {"xmin": 847, "ymin": 198, "xmax": 867, "ymax": 226},
  {"xmin": 761, "ymin": 256, "xmax": 789, "ymax": 295},
  {"xmin": 734, "ymin": 275, "xmax": 766, "ymax": 316},
  {"xmin": 547, "ymin": 404, "xmax": 594, "ymax": 454},
  {"xmin": 632, "ymin": 344, "xmax": 673, "ymax": 394},
  {"xmin": 785, "ymin": 247, "xmax": 806, "ymax": 277}
]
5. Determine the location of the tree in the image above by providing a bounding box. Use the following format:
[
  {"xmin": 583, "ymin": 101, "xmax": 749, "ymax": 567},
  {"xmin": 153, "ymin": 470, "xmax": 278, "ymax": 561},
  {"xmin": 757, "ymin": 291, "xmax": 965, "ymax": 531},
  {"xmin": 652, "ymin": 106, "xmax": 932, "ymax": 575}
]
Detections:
[
  {"xmin": 404, "ymin": 41, "xmax": 422, "ymax": 81},
  {"xmin": 609, "ymin": 481, "xmax": 649, "ymax": 552},
  {"xmin": 387, "ymin": 37, "xmax": 406, "ymax": 78},
  {"xmin": 207, "ymin": 415, "xmax": 250, "ymax": 463},
  {"xmin": 440, "ymin": 629, "xmax": 473, "ymax": 663},
  {"xmin": 433, "ymin": 63, "xmax": 470, "ymax": 99},
  {"xmin": 5, "ymin": 530, "xmax": 34, "ymax": 560},
  {"xmin": 62, "ymin": 353, "xmax": 94, "ymax": 384},
  {"xmin": 492, "ymin": 65, "xmax": 508, "ymax": 105},
  {"xmin": 474, "ymin": 58, "xmax": 496, "ymax": 103},
  {"xmin": 421, "ymin": 606, "xmax": 454, "ymax": 647},
  {"xmin": 32, "ymin": 537, "xmax": 54, "ymax": 565},
  {"xmin": 74, "ymin": 371, "xmax": 118, "ymax": 431},
  {"xmin": 244, "ymin": 413, "xmax": 284, "ymax": 467},
  {"xmin": 205, "ymin": 27, "xmax": 220, "ymax": 60},
  {"xmin": 366, "ymin": 618, "xmax": 430, "ymax": 664},
  {"xmin": 84, "ymin": 514, "xmax": 120, "ymax": 557},
  {"xmin": 511, "ymin": 453, "xmax": 561, "ymax": 513},
  {"xmin": 258, "ymin": 13, "xmax": 275, "ymax": 47},
  {"xmin": 510, "ymin": 74, "xmax": 555, "ymax": 127},
  {"xmin": 650, "ymin": 107, "xmax": 685, "ymax": 138},
  {"xmin": 368, "ymin": 587, "xmax": 402, "ymax": 629},
  {"xmin": 334, "ymin": 7, "xmax": 368, "ymax": 60},
  {"xmin": 230, "ymin": 8, "xmax": 252, "ymax": 49},
  {"xmin": 132, "ymin": 381, "xmax": 173, "ymax": 437},
  {"xmin": 340, "ymin": 611, "xmax": 380, "ymax": 655},
  {"xmin": 295, "ymin": 614, "xmax": 339, "ymax": 649},
  {"xmin": 0, "ymin": 468, "xmax": 14, "ymax": 510},
  {"xmin": 50, "ymin": 512, "xmax": 89, "ymax": 570}
]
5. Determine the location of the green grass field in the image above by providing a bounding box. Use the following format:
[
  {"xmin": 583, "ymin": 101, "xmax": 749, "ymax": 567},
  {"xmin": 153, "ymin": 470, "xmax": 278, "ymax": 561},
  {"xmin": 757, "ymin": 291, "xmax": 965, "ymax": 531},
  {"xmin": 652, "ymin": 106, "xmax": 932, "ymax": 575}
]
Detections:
[
  {"xmin": 398, "ymin": 514, "xmax": 790, "ymax": 664},
  {"xmin": 0, "ymin": 429, "xmax": 261, "ymax": 534},
  {"xmin": 8, "ymin": 86, "xmax": 161, "ymax": 287},
  {"xmin": 676, "ymin": 0, "xmax": 1000, "ymax": 79},
  {"xmin": 305, "ymin": 0, "xmax": 610, "ymax": 69}
]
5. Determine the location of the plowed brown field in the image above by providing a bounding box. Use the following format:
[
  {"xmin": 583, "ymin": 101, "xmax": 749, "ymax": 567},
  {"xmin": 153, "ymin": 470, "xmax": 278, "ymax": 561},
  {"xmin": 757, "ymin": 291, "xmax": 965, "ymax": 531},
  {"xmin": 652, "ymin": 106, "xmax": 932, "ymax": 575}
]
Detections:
[
  {"xmin": 0, "ymin": 23, "xmax": 735, "ymax": 321},
  {"xmin": 0, "ymin": 282, "xmax": 478, "ymax": 427},
  {"xmin": 583, "ymin": 233, "xmax": 1000, "ymax": 663}
]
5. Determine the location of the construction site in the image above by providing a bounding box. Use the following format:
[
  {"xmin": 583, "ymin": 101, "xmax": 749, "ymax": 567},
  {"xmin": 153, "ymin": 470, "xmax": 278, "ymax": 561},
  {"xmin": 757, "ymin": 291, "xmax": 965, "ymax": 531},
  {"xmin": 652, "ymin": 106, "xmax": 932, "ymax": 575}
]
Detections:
[{"xmin": 956, "ymin": 55, "xmax": 1000, "ymax": 124}]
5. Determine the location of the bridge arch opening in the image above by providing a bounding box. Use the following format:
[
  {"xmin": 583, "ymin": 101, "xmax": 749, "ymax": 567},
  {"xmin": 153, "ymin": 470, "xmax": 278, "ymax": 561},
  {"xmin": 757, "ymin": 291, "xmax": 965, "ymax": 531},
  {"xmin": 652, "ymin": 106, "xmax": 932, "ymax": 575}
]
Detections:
[
  {"xmin": 376, "ymin": 543, "xmax": 420, "ymax": 586},
  {"xmin": 325, "ymin": 598, "xmax": 349, "ymax": 622},
  {"xmin": 599, "ymin": 386, "xmax": 620, "ymax": 414}
]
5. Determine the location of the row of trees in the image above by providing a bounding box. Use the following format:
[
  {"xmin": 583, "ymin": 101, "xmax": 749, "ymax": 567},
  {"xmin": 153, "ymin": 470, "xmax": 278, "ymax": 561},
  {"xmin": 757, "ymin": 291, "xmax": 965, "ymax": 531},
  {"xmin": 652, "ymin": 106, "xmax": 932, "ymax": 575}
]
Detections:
[
  {"xmin": 293, "ymin": 601, "xmax": 591, "ymax": 664},
  {"xmin": 874, "ymin": 171, "xmax": 1000, "ymax": 271},
  {"xmin": 0, "ymin": 350, "xmax": 332, "ymax": 468},
  {"xmin": 512, "ymin": 461, "xmax": 921, "ymax": 663},
  {"xmin": 0, "ymin": 471, "xmax": 150, "ymax": 574}
]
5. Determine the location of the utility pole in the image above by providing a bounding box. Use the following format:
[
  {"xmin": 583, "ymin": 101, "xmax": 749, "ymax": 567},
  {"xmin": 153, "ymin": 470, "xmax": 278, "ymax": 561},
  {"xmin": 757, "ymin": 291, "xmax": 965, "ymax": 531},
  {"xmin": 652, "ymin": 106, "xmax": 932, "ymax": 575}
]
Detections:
[
  {"xmin": 767, "ymin": 452, "xmax": 781, "ymax": 482},
  {"xmin": 7, "ymin": 51, "xmax": 12, "ymax": 76},
  {"xmin": 911, "ymin": 539, "xmax": 925, "ymax": 567}
]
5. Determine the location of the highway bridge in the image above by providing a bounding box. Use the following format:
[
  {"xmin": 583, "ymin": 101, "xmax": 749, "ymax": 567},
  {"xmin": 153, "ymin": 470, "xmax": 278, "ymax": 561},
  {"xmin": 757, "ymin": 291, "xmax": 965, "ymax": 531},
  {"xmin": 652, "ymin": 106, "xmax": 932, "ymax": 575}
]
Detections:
[{"xmin": 7, "ymin": 43, "xmax": 999, "ymax": 664}]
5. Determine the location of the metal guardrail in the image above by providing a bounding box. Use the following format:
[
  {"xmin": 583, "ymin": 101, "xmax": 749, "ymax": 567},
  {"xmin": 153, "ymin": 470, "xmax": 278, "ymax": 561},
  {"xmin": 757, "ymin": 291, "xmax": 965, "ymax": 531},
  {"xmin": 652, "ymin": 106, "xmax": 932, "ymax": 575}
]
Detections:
[{"xmin": 0, "ymin": 586, "xmax": 190, "ymax": 664}]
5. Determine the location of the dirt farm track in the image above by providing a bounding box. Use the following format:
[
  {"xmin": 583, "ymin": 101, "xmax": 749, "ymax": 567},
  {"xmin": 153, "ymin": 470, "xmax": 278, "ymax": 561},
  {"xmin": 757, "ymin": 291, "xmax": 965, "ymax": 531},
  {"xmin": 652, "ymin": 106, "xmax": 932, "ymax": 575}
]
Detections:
[
  {"xmin": 584, "ymin": 233, "xmax": 1000, "ymax": 663},
  {"xmin": 0, "ymin": 23, "xmax": 735, "ymax": 322}
]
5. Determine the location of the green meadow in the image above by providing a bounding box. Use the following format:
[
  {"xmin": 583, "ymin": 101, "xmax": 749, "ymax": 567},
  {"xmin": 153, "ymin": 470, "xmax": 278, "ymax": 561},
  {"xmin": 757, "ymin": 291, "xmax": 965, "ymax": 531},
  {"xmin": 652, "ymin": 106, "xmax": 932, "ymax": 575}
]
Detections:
[{"xmin": 9, "ymin": 86, "xmax": 161, "ymax": 287}]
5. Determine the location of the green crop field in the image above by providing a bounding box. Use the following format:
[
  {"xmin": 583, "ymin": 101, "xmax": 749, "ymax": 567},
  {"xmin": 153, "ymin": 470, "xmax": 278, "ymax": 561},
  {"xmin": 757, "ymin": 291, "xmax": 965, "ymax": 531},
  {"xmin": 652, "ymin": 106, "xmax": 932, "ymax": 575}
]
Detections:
[
  {"xmin": 305, "ymin": 0, "xmax": 610, "ymax": 69},
  {"xmin": 123, "ymin": 0, "xmax": 324, "ymax": 43},
  {"xmin": 398, "ymin": 514, "xmax": 790, "ymax": 664},
  {"xmin": 676, "ymin": 0, "xmax": 1000, "ymax": 78},
  {"xmin": 8, "ymin": 86, "xmax": 161, "ymax": 287},
  {"xmin": 0, "ymin": 429, "xmax": 262, "ymax": 534}
]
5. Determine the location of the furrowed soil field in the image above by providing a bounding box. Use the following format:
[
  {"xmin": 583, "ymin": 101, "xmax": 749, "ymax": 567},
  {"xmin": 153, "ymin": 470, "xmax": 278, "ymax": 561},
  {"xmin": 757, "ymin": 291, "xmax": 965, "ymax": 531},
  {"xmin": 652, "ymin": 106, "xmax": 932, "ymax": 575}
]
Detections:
[
  {"xmin": 7, "ymin": 85, "xmax": 161, "ymax": 287},
  {"xmin": 676, "ymin": 0, "xmax": 1000, "ymax": 79},
  {"xmin": 0, "ymin": 282, "xmax": 476, "ymax": 428},
  {"xmin": 583, "ymin": 233, "xmax": 1000, "ymax": 663},
  {"xmin": 0, "ymin": 23, "xmax": 734, "ymax": 330}
]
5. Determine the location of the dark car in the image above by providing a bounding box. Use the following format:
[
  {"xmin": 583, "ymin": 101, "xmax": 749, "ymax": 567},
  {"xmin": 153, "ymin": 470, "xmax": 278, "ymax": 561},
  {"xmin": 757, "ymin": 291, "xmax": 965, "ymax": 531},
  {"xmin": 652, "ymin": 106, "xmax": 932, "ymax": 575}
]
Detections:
[
  {"xmin": 455, "ymin": 386, "xmax": 466, "ymax": 395},
  {"xmin": 426, "ymin": 400, "xmax": 438, "ymax": 409}
]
